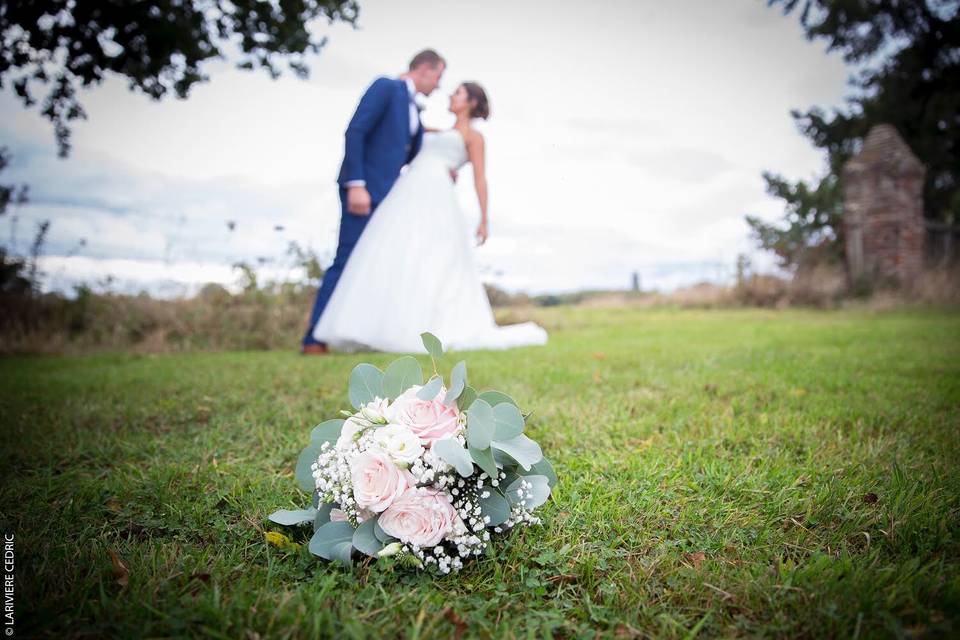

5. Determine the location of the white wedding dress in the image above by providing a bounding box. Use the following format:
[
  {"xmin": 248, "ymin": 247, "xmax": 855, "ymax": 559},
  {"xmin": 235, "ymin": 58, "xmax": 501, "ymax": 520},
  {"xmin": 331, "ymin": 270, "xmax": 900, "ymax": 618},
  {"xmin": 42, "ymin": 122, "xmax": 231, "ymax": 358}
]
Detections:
[{"xmin": 313, "ymin": 129, "xmax": 548, "ymax": 353}]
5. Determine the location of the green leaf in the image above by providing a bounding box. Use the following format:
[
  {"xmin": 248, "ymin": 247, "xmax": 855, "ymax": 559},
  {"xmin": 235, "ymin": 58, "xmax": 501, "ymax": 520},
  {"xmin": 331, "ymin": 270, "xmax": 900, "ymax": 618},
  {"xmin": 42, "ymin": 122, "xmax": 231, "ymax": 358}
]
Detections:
[
  {"xmin": 478, "ymin": 390, "xmax": 517, "ymax": 408},
  {"xmin": 469, "ymin": 444, "xmax": 498, "ymax": 479},
  {"xmin": 417, "ymin": 375, "xmax": 443, "ymax": 400},
  {"xmin": 314, "ymin": 503, "xmax": 335, "ymax": 531},
  {"xmin": 519, "ymin": 457, "xmax": 558, "ymax": 488},
  {"xmin": 492, "ymin": 434, "xmax": 543, "ymax": 471},
  {"xmin": 348, "ymin": 363, "xmax": 384, "ymax": 409},
  {"xmin": 420, "ymin": 332, "xmax": 443, "ymax": 360},
  {"xmin": 382, "ymin": 356, "xmax": 423, "ymax": 399},
  {"xmin": 352, "ymin": 518, "xmax": 385, "ymax": 557},
  {"xmin": 434, "ymin": 437, "xmax": 474, "ymax": 477},
  {"xmin": 466, "ymin": 398, "xmax": 494, "ymax": 450},
  {"xmin": 268, "ymin": 507, "xmax": 317, "ymax": 526},
  {"xmin": 479, "ymin": 489, "xmax": 510, "ymax": 526},
  {"xmin": 444, "ymin": 360, "xmax": 467, "ymax": 404},
  {"xmin": 295, "ymin": 442, "xmax": 322, "ymax": 493},
  {"xmin": 458, "ymin": 385, "xmax": 478, "ymax": 411},
  {"xmin": 374, "ymin": 518, "xmax": 397, "ymax": 544},
  {"xmin": 310, "ymin": 419, "xmax": 344, "ymax": 445},
  {"xmin": 505, "ymin": 474, "xmax": 551, "ymax": 509},
  {"xmin": 308, "ymin": 521, "xmax": 355, "ymax": 565},
  {"xmin": 492, "ymin": 403, "xmax": 524, "ymax": 441},
  {"xmin": 500, "ymin": 471, "xmax": 520, "ymax": 491}
]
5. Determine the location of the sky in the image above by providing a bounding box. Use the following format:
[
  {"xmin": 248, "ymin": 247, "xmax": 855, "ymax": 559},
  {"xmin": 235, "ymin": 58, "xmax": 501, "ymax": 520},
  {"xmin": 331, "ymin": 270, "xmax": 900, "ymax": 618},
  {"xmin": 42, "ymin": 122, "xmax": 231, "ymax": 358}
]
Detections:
[{"xmin": 0, "ymin": 0, "xmax": 851, "ymax": 296}]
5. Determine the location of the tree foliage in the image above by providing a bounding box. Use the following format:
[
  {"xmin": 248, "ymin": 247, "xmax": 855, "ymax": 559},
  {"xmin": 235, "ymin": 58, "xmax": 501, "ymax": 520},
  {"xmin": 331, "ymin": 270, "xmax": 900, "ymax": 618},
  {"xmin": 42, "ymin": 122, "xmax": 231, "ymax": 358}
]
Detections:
[
  {"xmin": 0, "ymin": 0, "xmax": 359, "ymax": 156},
  {"xmin": 748, "ymin": 0, "xmax": 960, "ymax": 268}
]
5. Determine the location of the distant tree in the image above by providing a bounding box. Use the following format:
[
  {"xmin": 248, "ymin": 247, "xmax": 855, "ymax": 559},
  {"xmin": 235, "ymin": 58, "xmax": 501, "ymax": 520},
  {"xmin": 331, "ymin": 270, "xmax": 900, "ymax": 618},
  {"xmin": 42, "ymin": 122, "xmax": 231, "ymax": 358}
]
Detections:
[
  {"xmin": 747, "ymin": 0, "xmax": 960, "ymax": 269},
  {"xmin": 0, "ymin": 0, "xmax": 359, "ymax": 156},
  {"xmin": 0, "ymin": 147, "xmax": 28, "ymax": 216},
  {"xmin": 0, "ymin": 146, "xmax": 35, "ymax": 295}
]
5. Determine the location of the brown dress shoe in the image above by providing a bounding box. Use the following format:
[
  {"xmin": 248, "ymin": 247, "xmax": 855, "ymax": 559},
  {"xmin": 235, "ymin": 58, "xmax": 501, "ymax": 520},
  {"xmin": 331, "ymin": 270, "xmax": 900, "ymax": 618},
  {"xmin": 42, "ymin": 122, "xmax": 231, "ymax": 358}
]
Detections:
[{"xmin": 301, "ymin": 344, "xmax": 329, "ymax": 355}]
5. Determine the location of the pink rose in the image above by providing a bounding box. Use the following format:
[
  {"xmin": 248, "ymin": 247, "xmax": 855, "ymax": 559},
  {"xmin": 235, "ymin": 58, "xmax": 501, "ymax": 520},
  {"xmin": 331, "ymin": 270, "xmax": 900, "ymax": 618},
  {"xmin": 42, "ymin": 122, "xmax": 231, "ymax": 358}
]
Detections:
[
  {"xmin": 386, "ymin": 386, "xmax": 461, "ymax": 446},
  {"xmin": 378, "ymin": 487, "xmax": 457, "ymax": 548},
  {"xmin": 350, "ymin": 450, "xmax": 413, "ymax": 513}
]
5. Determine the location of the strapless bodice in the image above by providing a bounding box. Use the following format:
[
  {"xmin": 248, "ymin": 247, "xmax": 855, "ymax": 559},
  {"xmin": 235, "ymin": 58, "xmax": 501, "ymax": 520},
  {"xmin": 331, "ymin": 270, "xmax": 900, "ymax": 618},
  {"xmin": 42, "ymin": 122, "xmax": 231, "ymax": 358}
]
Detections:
[{"xmin": 410, "ymin": 129, "xmax": 469, "ymax": 171}]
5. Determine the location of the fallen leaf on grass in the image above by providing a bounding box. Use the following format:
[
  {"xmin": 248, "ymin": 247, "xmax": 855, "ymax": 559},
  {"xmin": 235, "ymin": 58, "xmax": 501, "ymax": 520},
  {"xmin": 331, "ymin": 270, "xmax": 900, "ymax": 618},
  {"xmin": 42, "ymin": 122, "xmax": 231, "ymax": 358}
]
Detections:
[
  {"xmin": 107, "ymin": 548, "xmax": 130, "ymax": 587},
  {"xmin": 442, "ymin": 607, "xmax": 468, "ymax": 640},
  {"xmin": 684, "ymin": 551, "xmax": 706, "ymax": 569},
  {"xmin": 264, "ymin": 531, "xmax": 300, "ymax": 551}
]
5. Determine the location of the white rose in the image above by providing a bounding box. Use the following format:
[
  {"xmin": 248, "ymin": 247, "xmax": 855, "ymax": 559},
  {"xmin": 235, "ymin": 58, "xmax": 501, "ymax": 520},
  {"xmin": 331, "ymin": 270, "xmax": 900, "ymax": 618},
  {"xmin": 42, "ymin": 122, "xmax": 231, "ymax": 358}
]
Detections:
[
  {"xmin": 361, "ymin": 397, "xmax": 390, "ymax": 424},
  {"xmin": 371, "ymin": 424, "xmax": 424, "ymax": 465},
  {"xmin": 377, "ymin": 542, "xmax": 403, "ymax": 558},
  {"xmin": 336, "ymin": 417, "xmax": 367, "ymax": 451}
]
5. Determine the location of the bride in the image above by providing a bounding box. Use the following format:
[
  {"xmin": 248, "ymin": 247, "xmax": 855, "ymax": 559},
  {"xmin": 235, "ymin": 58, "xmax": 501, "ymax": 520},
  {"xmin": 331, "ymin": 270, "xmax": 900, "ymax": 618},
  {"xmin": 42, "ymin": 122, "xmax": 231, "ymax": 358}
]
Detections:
[{"xmin": 312, "ymin": 82, "xmax": 548, "ymax": 353}]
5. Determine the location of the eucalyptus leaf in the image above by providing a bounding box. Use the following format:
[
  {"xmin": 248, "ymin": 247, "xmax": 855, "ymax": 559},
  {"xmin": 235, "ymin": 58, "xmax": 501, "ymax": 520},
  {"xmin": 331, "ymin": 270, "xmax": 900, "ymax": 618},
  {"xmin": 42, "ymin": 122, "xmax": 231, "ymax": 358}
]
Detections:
[
  {"xmin": 479, "ymin": 489, "xmax": 510, "ymax": 526},
  {"xmin": 491, "ymin": 403, "xmax": 524, "ymax": 441},
  {"xmin": 478, "ymin": 390, "xmax": 517, "ymax": 408},
  {"xmin": 444, "ymin": 360, "xmax": 467, "ymax": 404},
  {"xmin": 295, "ymin": 441, "xmax": 322, "ymax": 493},
  {"xmin": 268, "ymin": 507, "xmax": 317, "ymax": 526},
  {"xmin": 519, "ymin": 457, "xmax": 558, "ymax": 488},
  {"xmin": 491, "ymin": 433, "xmax": 543, "ymax": 471},
  {"xmin": 500, "ymin": 471, "xmax": 520, "ymax": 491},
  {"xmin": 382, "ymin": 356, "xmax": 423, "ymax": 399},
  {"xmin": 434, "ymin": 437, "xmax": 474, "ymax": 477},
  {"xmin": 420, "ymin": 332, "xmax": 443, "ymax": 360},
  {"xmin": 310, "ymin": 419, "xmax": 344, "ymax": 445},
  {"xmin": 466, "ymin": 398, "xmax": 494, "ymax": 449},
  {"xmin": 417, "ymin": 375, "xmax": 443, "ymax": 400},
  {"xmin": 458, "ymin": 385, "xmax": 478, "ymax": 411},
  {"xmin": 348, "ymin": 363, "xmax": 384, "ymax": 409},
  {"xmin": 373, "ymin": 518, "xmax": 397, "ymax": 544},
  {"xmin": 314, "ymin": 503, "xmax": 335, "ymax": 531},
  {"xmin": 308, "ymin": 521, "xmax": 355, "ymax": 565},
  {"xmin": 352, "ymin": 518, "xmax": 385, "ymax": 557},
  {"xmin": 492, "ymin": 447, "xmax": 515, "ymax": 470},
  {"xmin": 469, "ymin": 444, "xmax": 498, "ymax": 479},
  {"xmin": 505, "ymin": 474, "xmax": 551, "ymax": 509}
]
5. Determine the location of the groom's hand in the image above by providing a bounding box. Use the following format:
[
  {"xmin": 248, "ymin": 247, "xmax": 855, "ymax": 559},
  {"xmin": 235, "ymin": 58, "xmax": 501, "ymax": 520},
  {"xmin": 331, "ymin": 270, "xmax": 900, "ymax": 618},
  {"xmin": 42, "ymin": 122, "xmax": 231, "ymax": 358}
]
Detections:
[{"xmin": 347, "ymin": 186, "xmax": 372, "ymax": 215}]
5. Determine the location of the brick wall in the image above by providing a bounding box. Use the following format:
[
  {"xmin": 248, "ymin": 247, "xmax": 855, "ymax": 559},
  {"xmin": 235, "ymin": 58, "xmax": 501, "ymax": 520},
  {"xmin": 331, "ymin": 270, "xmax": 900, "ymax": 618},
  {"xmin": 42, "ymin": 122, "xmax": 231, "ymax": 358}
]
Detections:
[{"xmin": 842, "ymin": 124, "xmax": 925, "ymax": 284}]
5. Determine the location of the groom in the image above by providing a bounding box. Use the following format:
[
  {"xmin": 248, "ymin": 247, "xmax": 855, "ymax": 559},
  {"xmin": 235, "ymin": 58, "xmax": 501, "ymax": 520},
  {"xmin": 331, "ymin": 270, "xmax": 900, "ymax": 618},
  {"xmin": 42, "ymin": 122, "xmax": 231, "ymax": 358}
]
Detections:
[{"xmin": 302, "ymin": 49, "xmax": 446, "ymax": 354}]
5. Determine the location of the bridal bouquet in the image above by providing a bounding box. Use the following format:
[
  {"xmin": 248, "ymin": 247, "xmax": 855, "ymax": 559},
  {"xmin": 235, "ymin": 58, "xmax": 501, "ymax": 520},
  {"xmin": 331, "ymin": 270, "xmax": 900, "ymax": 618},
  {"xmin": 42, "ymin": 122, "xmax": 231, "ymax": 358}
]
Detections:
[{"xmin": 268, "ymin": 333, "xmax": 556, "ymax": 573}]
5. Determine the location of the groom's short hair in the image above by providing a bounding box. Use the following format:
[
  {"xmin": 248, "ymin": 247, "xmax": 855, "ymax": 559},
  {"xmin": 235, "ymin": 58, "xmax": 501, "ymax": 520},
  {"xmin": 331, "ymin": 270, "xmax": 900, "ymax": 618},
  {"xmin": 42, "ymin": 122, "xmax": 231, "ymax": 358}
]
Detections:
[{"xmin": 409, "ymin": 49, "xmax": 445, "ymax": 70}]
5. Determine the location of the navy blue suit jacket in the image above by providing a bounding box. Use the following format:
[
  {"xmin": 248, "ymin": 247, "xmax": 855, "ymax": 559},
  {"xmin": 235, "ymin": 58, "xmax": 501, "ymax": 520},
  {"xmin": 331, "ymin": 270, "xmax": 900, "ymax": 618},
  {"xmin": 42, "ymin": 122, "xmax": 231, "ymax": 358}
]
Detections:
[{"xmin": 337, "ymin": 77, "xmax": 423, "ymax": 203}]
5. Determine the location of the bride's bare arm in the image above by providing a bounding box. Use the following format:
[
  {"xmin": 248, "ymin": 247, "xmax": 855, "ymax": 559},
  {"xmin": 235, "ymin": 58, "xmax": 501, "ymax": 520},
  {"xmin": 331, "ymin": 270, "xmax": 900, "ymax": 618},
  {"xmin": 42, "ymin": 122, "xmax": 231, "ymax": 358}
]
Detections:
[{"xmin": 466, "ymin": 131, "xmax": 488, "ymax": 245}]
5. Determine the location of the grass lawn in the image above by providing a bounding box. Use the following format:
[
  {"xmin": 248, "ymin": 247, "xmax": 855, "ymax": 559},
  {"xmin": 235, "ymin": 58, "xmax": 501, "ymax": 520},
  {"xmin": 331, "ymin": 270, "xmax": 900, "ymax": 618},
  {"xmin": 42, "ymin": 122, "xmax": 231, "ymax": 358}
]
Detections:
[{"xmin": 2, "ymin": 307, "xmax": 959, "ymax": 638}]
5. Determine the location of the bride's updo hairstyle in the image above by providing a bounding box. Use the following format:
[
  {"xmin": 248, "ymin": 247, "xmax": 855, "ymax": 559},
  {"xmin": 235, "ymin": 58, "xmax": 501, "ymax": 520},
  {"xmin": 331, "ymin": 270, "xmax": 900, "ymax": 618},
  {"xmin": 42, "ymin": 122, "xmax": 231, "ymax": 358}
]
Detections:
[{"xmin": 462, "ymin": 82, "xmax": 490, "ymax": 120}]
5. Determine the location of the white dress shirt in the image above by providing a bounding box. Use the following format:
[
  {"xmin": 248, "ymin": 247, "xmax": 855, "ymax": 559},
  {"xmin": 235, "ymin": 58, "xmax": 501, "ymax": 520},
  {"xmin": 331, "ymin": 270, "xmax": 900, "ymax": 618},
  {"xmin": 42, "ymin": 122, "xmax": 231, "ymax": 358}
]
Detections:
[
  {"xmin": 404, "ymin": 77, "xmax": 420, "ymax": 136},
  {"xmin": 345, "ymin": 78, "xmax": 420, "ymax": 190}
]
